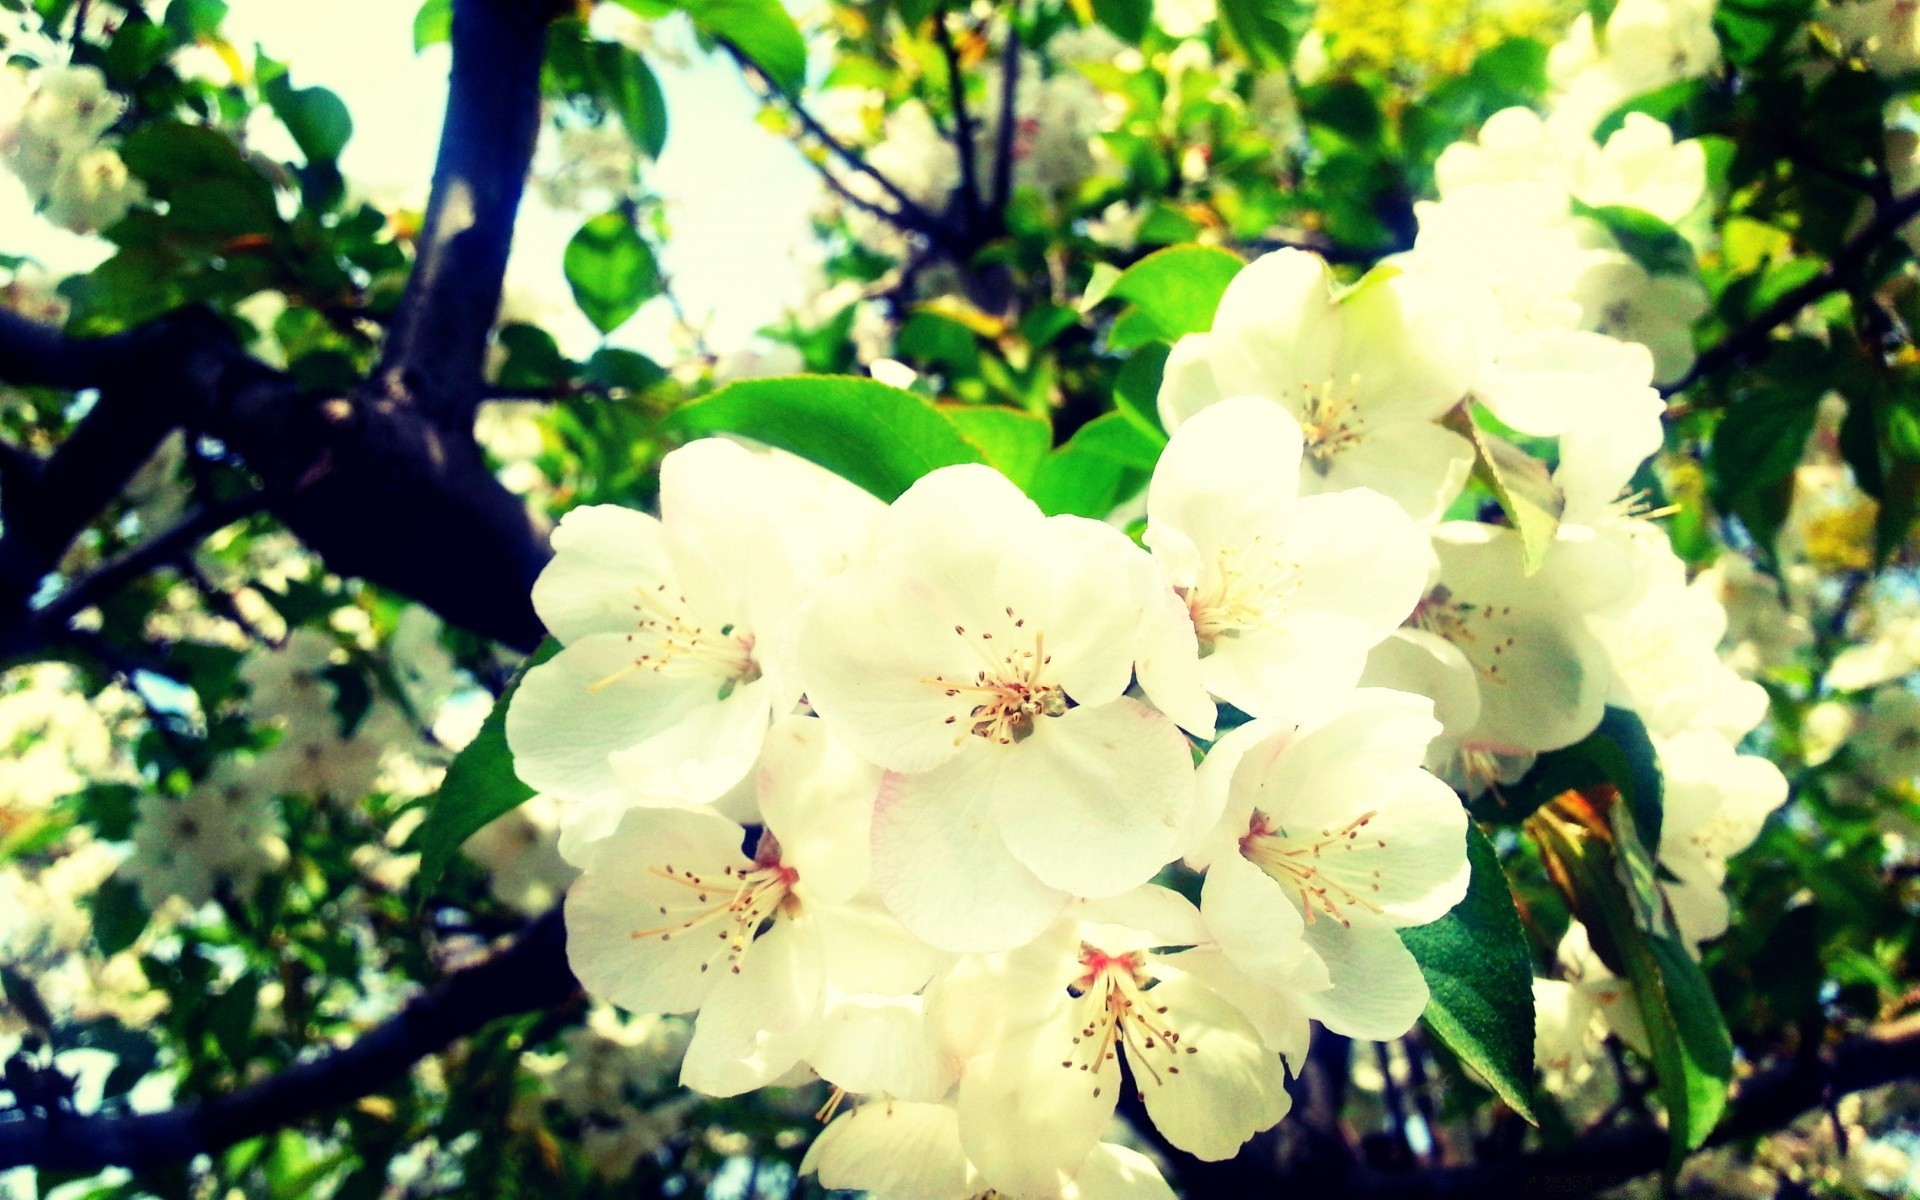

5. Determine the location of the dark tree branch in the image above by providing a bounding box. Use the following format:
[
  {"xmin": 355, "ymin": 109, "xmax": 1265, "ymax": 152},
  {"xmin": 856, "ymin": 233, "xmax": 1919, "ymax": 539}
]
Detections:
[
  {"xmin": 934, "ymin": 7, "xmax": 983, "ymax": 237},
  {"xmin": 719, "ymin": 41, "xmax": 957, "ymax": 245},
  {"xmin": 1166, "ymin": 1014, "xmax": 1920, "ymax": 1200},
  {"xmin": 0, "ymin": 909, "xmax": 577, "ymax": 1172},
  {"xmin": 988, "ymin": 25, "xmax": 1020, "ymax": 219},
  {"xmin": 1663, "ymin": 186, "xmax": 1920, "ymax": 397},
  {"xmin": 373, "ymin": 0, "xmax": 562, "ymax": 427}
]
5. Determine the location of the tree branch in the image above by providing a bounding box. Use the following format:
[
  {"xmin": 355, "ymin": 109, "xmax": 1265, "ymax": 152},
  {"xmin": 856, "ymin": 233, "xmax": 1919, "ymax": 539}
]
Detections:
[
  {"xmin": 934, "ymin": 7, "xmax": 983, "ymax": 238},
  {"xmin": 720, "ymin": 41, "xmax": 958, "ymax": 245},
  {"xmin": 1663, "ymin": 186, "xmax": 1920, "ymax": 397},
  {"xmin": 0, "ymin": 910, "xmax": 577, "ymax": 1172},
  {"xmin": 373, "ymin": 0, "xmax": 562, "ymax": 427},
  {"xmin": 988, "ymin": 25, "xmax": 1020, "ymax": 219}
]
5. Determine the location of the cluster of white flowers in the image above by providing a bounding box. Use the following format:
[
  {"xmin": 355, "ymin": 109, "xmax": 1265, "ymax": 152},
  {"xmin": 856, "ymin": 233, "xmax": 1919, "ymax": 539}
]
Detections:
[
  {"xmin": 238, "ymin": 628, "xmax": 418, "ymax": 803},
  {"xmin": 122, "ymin": 759, "xmax": 287, "ymax": 912},
  {"xmin": 521, "ymin": 1006, "xmax": 696, "ymax": 1180},
  {"xmin": 0, "ymin": 63, "xmax": 143, "ymax": 234},
  {"xmin": 1547, "ymin": 0, "xmax": 1721, "ymax": 134}
]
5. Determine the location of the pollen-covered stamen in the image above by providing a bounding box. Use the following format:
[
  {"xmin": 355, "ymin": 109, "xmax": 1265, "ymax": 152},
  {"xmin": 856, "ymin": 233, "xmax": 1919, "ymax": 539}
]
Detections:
[
  {"xmin": 1057, "ymin": 945, "xmax": 1197, "ymax": 1098},
  {"xmin": 1182, "ymin": 535, "xmax": 1303, "ymax": 652},
  {"xmin": 1239, "ymin": 808, "xmax": 1388, "ymax": 927},
  {"xmin": 627, "ymin": 835, "xmax": 800, "ymax": 974},
  {"xmin": 588, "ymin": 583, "xmax": 761, "ymax": 694},
  {"xmin": 924, "ymin": 616, "xmax": 1066, "ymax": 745},
  {"xmin": 1296, "ymin": 375, "xmax": 1367, "ymax": 467},
  {"xmin": 1410, "ymin": 585, "xmax": 1518, "ymax": 684}
]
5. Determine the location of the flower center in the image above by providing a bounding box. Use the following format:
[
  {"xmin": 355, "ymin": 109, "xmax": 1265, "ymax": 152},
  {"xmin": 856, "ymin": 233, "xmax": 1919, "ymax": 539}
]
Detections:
[
  {"xmin": 1296, "ymin": 376, "xmax": 1367, "ymax": 468},
  {"xmin": 627, "ymin": 834, "xmax": 799, "ymax": 975},
  {"xmin": 1058, "ymin": 944, "xmax": 1194, "ymax": 1096},
  {"xmin": 925, "ymin": 615, "xmax": 1065, "ymax": 746},
  {"xmin": 1239, "ymin": 808, "xmax": 1386, "ymax": 927},
  {"xmin": 590, "ymin": 583, "xmax": 760, "ymax": 696},
  {"xmin": 1183, "ymin": 538, "xmax": 1301, "ymax": 652},
  {"xmin": 1411, "ymin": 585, "xmax": 1518, "ymax": 685}
]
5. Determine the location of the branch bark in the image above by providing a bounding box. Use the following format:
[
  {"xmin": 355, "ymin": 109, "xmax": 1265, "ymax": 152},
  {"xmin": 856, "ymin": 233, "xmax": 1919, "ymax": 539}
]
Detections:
[
  {"xmin": 0, "ymin": 910, "xmax": 577, "ymax": 1172},
  {"xmin": 373, "ymin": 0, "xmax": 562, "ymax": 426},
  {"xmin": 1663, "ymin": 186, "xmax": 1920, "ymax": 398}
]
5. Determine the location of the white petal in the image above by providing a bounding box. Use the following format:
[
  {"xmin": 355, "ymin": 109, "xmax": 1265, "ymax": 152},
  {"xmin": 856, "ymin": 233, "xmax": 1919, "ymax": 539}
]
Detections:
[
  {"xmin": 813, "ymin": 896, "xmax": 947, "ymax": 995},
  {"xmin": 1136, "ymin": 971, "xmax": 1292, "ymax": 1160},
  {"xmin": 1075, "ymin": 884, "xmax": 1209, "ymax": 947},
  {"xmin": 1313, "ymin": 422, "xmax": 1474, "ymax": 523},
  {"xmin": 1159, "ymin": 946, "xmax": 1315, "ymax": 1066},
  {"xmin": 872, "ymin": 760, "xmax": 1070, "ymax": 953},
  {"xmin": 803, "ymin": 1101, "xmax": 971, "ymax": 1200},
  {"xmin": 1067, "ymin": 1143, "xmax": 1178, "ymax": 1200},
  {"xmin": 679, "ymin": 917, "xmax": 823, "ymax": 1097},
  {"xmin": 1299, "ymin": 919, "xmax": 1430, "ymax": 1040},
  {"xmin": 756, "ymin": 715, "xmax": 881, "ymax": 906},
  {"xmin": 959, "ymin": 999, "xmax": 1116, "ymax": 1197},
  {"xmin": 605, "ymin": 675, "xmax": 772, "ymax": 807},
  {"xmin": 1200, "ymin": 850, "xmax": 1320, "ymax": 988},
  {"xmin": 808, "ymin": 995, "xmax": 956, "ymax": 1102},
  {"xmin": 992, "ymin": 699, "xmax": 1194, "ymax": 899},
  {"xmin": 531, "ymin": 505, "xmax": 679, "ymax": 644}
]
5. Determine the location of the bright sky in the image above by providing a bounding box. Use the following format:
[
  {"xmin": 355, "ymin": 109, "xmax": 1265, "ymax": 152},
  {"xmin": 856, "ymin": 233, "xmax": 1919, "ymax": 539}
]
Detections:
[{"xmin": 3, "ymin": 0, "xmax": 819, "ymax": 362}]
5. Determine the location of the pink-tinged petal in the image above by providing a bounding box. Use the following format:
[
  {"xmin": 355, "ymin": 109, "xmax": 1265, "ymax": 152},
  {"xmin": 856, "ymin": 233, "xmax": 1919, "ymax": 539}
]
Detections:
[
  {"xmin": 992, "ymin": 699, "xmax": 1195, "ymax": 899},
  {"xmin": 1159, "ymin": 947, "xmax": 1315, "ymax": 1067},
  {"xmin": 872, "ymin": 760, "xmax": 1069, "ymax": 953},
  {"xmin": 531, "ymin": 505, "xmax": 678, "ymax": 644}
]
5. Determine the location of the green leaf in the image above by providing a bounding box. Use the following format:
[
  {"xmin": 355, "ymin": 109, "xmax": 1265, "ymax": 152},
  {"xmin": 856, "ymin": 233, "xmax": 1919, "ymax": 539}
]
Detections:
[
  {"xmin": 670, "ymin": 376, "xmax": 988, "ymax": 501},
  {"xmin": 595, "ymin": 42, "xmax": 670, "ymax": 158},
  {"xmin": 90, "ymin": 876, "xmax": 151, "ymax": 957},
  {"xmin": 1709, "ymin": 340, "xmax": 1828, "ymax": 557},
  {"xmin": 1, "ymin": 966, "xmax": 54, "ymax": 1037},
  {"xmin": 118, "ymin": 121, "xmax": 281, "ymax": 237},
  {"xmin": 262, "ymin": 70, "xmax": 353, "ymax": 165},
  {"xmin": 1532, "ymin": 800, "xmax": 1735, "ymax": 1169},
  {"xmin": 1446, "ymin": 407, "xmax": 1564, "ymax": 574},
  {"xmin": 1029, "ymin": 444, "xmax": 1140, "ymax": 518},
  {"xmin": 494, "ymin": 323, "xmax": 571, "ymax": 392},
  {"xmin": 563, "ymin": 210, "xmax": 658, "ymax": 334},
  {"xmin": 1216, "ymin": 0, "xmax": 1311, "ymax": 66},
  {"xmin": 1401, "ymin": 826, "xmax": 1538, "ymax": 1124},
  {"xmin": 1105, "ymin": 245, "xmax": 1245, "ymax": 342},
  {"xmin": 945, "ymin": 406, "xmax": 1052, "ymax": 490},
  {"xmin": 1474, "ymin": 707, "xmax": 1665, "ymax": 851},
  {"xmin": 413, "ymin": 0, "xmax": 452, "ymax": 51},
  {"xmin": 414, "ymin": 640, "xmax": 560, "ymax": 896},
  {"xmin": 585, "ymin": 346, "xmax": 668, "ymax": 394},
  {"xmin": 1093, "ymin": 0, "xmax": 1151, "ymax": 42},
  {"xmin": 1112, "ymin": 343, "xmax": 1169, "ymax": 437},
  {"xmin": 1062, "ymin": 410, "xmax": 1163, "ymax": 471},
  {"xmin": 678, "ymin": 0, "xmax": 808, "ymax": 93},
  {"xmin": 163, "ymin": 0, "xmax": 228, "ymax": 40},
  {"xmin": 1575, "ymin": 202, "xmax": 1697, "ymax": 276}
]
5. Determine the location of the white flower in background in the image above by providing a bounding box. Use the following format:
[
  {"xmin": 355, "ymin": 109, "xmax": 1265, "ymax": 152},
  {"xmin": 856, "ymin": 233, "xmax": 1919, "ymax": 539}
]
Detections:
[
  {"xmin": 527, "ymin": 1005, "xmax": 696, "ymax": 1180},
  {"xmin": 0, "ymin": 663, "xmax": 131, "ymax": 816},
  {"xmin": 1570, "ymin": 256, "xmax": 1708, "ymax": 385},
  {"xmin": 979, "ymin": 60, "xmax": 1110, "ymax": 198},
  {"xmin": 124, "ymin": 761, "xmax": 286, "ymax": 910},
  {"xmin": 389, "ymin": 605, "xmax": 462, "ymax": 721},
  {"xmin": 1574, "ymin": 113, "xmax": 1708, "ymax": 224},
  {"xmin": 2, "ymin": 261, "xmax": 69, "ymax": 326},
  {"xmin": 1590, "ymin": 533, "xmax": 1771, "ymax": 744},
  {"xmin": 711, "ymin": 341, "xmax": 805, "ymax": 384},
  {"xmin": 1548, "ymin": 0, "xmax": 1720, "ymax": 133},
  {"xmin": 1821, "ymin": 0, "xmax": 1920, "ymax": 75},
  {"xmin": 803, "ymin": 1099, "xmax": 1178, "ymax": 1200},
  {"xmin": 1156, "ymin": 0, "xmax": 1218, "ymax": 37},
  {"xmin": 241, "ymin": 628, "xmax": 417, "ymax": 802},
  {"xmin": 1829, "ymin": 614, "xmax": 1920, "ymax": 691},
  {"xmin": 1144, "ymin": 396, "xmax": 1429, "ymax": 714},
  {"xmin": 1048, "ymin": 23, "xmax": 1129, "ymax": 65},
  {"xmin": 1658, "ymin": 730, "xmax": 1790, "ymax": 946},
  {"xmin": 1852, "ymin": 688, "xmax": 1920, "ymax": 787},
  {"xmin": 532, "ymin": 121, "xmax": 639, "ymax": 211},
  {"xmin": 462, "ymin": 794, "xmax": 577, "ymax": 915},
  {"xmin": 507, "ymin": 438, "xmax": 883, "ymax": 846},
  {"xmin": 843, "ymin": 101, "xmax": 959, "ymax": 257},
  {"xmin": 0, "ymin": 63, "xmax": 142, "ymax": 234},
  {"xmin": 930, "ymin": 890, "xmax": 1290, "ymax": 1191},
  {"xmin": 800, "ymin": 465, "xmax": 1199, "ymax": 952},
  {"xmin": 565, "ymin": 717, "xmax": 941, "ymax": 1097},
  {"xmin": 1158, "ymin": 249, "xmax": 1479, "ymax": 522},
  {"xmin": 1186, "ymin": 691, "xmax": 1468, "ymax": 1043}
]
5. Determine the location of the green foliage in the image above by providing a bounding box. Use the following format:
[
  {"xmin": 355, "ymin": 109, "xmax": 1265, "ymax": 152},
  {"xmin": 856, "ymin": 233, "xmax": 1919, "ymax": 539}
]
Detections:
[
  {"xmin": 564, "ymin": 210, "xmax": 659, "ymax": 334},
  {"xmin": 675, "ymin": 0, "xmax": 808, "ymax": 93},
  {"xmin": 414, "ymin": 641, "xmax": 560, "ymax": 897},
  {"xmin": 1474, "ymin": 707, "xmax": 1666, "ymax": 852},
  {"xmin": 1099, "ymin": 244, "xmax": 1245, "ymax": 343},
  {"xmin": 1402, "ymin": 826, "xmax": 1539, "ymax": 1124},
  {"xmin": 672, "ymin": 375, "xmax": 988, "ymax": 499}
]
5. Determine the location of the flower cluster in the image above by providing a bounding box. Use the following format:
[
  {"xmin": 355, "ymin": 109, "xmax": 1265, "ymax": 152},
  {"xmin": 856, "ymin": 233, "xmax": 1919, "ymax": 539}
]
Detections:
[{"xmin": 0, "ymin": 63, "xmax": 142, "ymax": 234}]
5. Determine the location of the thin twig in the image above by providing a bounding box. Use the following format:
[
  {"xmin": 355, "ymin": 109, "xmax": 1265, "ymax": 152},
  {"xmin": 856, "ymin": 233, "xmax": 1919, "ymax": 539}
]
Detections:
[
  {"xmin": 719, "ymin": 40, "xmax": 956, "ymax": 244},
  {"xmin": 989, "ymin": 24, "xmax": 1021, "ymax": 218},
  {"xmin": 934, "ymin": 7, "xmax": 983, "ymax": 236}
]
